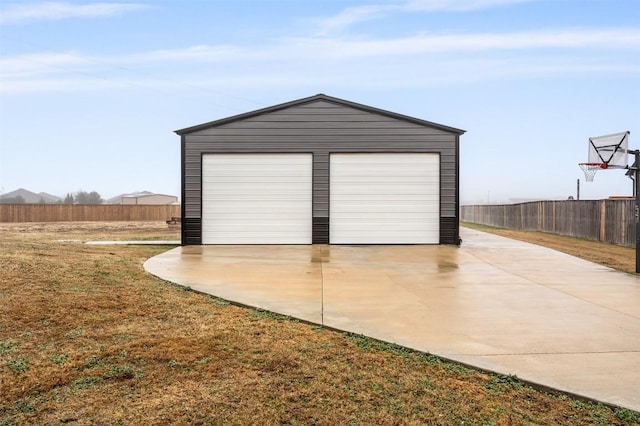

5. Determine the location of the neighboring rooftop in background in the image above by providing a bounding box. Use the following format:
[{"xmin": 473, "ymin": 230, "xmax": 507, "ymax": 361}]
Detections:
[
  {"xmin": 107, "ymin": 191, "xmax": 178, "ymax": 205},
  {"xmin": 106, "ymin": 191, "xmax": 153, "ymax": 204}
]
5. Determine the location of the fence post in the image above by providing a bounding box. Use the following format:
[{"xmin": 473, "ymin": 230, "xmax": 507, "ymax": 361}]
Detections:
[
  {"xmin": 600, "ymin": 200, "xmax": 606, "ymax": 243},
  {"xmin": 621, "ymin": 201, "xmax": 626, "ymax": 245},
  {"xmin": 539, "ymin": 202, "xmax": 543, "ymax": 231}
]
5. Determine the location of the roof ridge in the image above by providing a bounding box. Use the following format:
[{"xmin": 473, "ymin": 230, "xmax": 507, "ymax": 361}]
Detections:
[{"xmin": 175, "ymin": 94, "xmax": 465, "ymax": 135}]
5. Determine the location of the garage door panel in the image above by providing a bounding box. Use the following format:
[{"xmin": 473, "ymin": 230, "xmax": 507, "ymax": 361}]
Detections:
[
  {"xmin": 330, "ymin": 215, "xmax": 440, "ymax": 224},
  {"xmin": 204, "ymin": 172, "xmax": 308, "ymax": 179},
  {"xmin": 331, "ymin": 197, "xmax": 439, "ymax": 203},
  {"xmin": 333, "ymin": 230, "xmax": 438, "ymax": 239},
  {"xmin": 331, "ymin": 223, "xmax": 439, "ymax": 232},
  {"xmin": 331, "ymin": 207, "xmax": 439, "ymax": 215},
  {"xmin": 204, "ymin": 211, "xmax": 310, "ymax": 219},
  {"xmin": 331, "ymin": 185, "xmax": 438, "ymax": 196},
  {"xmin": 202, "ymin": 154, "xmax": 312, "ymax": 244},
  {"xmin": 330, "ymin": 153, "xmax": 439, "ymax": 244},
  {"xmin": 205, "ymin": 224, "xmax": 311, "ymax": 234},
  {"xmin": 337, "ymin": 168, "xmax": 439, "ymax": 178},
  {"xmin": 330, "ymin": 232, "xmax": 437, "ymax": 245},
  {"xmin": 202, "ymin": 193, "xmax": 311, "ymax": 201},
  {"xmin": 332, "ymin": 154, "xmax": 433, "ymax": 165},
  {"xmin": 203, "ymin": 178, "xmax": 308, "ymax": 186},
  {"xmin": 332, "ymin": 209, "xmax": 440, "ymax": 219}
]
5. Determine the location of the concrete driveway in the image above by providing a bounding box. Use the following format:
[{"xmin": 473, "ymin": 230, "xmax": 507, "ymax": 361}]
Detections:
[{"xmin": 144, "ymin": 227, "xmax": 640, "ymax": 411}]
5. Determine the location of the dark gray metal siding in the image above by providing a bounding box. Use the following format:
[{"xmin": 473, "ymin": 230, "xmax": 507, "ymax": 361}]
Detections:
[{"xmin": 181, "ymin": 99, "xmax": 461, "ymax": 245}]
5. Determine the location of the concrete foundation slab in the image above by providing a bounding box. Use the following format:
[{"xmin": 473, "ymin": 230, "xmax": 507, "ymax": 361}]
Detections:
[{"xmin": 144, "ymin": 227, "xmax": 640, "ymax": 411}]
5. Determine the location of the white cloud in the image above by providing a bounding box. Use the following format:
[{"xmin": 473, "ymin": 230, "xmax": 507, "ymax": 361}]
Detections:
[
  {"xmin": 314, "ymin": 0, "xmax": 533, "ymax": 35},
  {"xmin": 405, "ymin": 0, "xmax": 531, "ymax": 12},
  {"xmin": 0, "ymin": 2, "xmax": 148, "ymax": 24},
  {"xmin": 0, "ymin": 52, "xmax": 92, "ymax": 77},
  {"xmin": 0, "ymin": 46, "xmax": 254, "ymax": 80},
  {"xmin": 285, "ymin": 28, "xmax": 640, "ymax": 59},
  {"xmin": 1, "ymin": 27, "xmax": 638, "ymax": 94},
  {"xmin": 314, "ymin": 4, "xmax": 398, "ymax": 35},
  {"xmin": 130, "ymin": 28, "xmax": 640, "ymax": 65},
  {"xmin": 136, "ymin": 45, "xmax": 251, "ymax": 63}
]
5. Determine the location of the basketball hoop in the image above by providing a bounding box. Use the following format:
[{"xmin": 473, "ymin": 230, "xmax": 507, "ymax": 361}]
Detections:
[{"xmin": 579, "ymin": 162, "xmax": 607, "ymax": 182}]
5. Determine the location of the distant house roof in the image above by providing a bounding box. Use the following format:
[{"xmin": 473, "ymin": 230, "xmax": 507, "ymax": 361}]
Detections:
[
  {"xmin": 106, "ymin": 191, "xmax": 177, "ymax": 204},
  {"xmin": 106, "ymin": 191, "xmax": 152, "ymax": 204},
  {"xmin": 122, "ymin": 194, "xmax": 177, "ymax": 200},
  {"xmin": 175, "ymin": 93, "xmax": 466, "ymax": 136}
]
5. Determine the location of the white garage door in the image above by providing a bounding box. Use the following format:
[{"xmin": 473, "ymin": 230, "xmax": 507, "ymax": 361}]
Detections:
[
  {"xmin": 202, "ymin": 154, "xmax": 312, "ymax": 244},
  {"xmin": 330, "ymin": 153, "xmax": 439, "ymax": 244}
]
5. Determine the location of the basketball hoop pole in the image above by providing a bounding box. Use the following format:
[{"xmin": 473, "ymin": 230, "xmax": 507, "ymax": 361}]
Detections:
[
  {"xmin": 633, "ymin": 149, "xmax": 640, "ymax": 273},
  {"xmin": 623, "ymin": 147, "xmax": 640, "ymax": 273}
]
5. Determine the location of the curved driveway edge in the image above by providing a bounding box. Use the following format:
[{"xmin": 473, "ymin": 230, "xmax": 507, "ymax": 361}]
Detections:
[{"xmin": 144, "ymin": 227, "xmax": 640, "ymax": 412}]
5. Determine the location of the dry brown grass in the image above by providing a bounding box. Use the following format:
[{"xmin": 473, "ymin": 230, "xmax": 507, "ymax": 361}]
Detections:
[{"xmin": 1, "ymin": 222, "xmax": 638, "ymax": 425}]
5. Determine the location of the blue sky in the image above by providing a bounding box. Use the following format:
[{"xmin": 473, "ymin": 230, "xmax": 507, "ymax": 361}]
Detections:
[{"xmin": 0, "ymin": 0, "xmax": 638, "ymax": 203}]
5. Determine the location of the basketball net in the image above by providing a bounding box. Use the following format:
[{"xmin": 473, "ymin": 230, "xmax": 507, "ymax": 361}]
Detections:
[{"xmin": 579, "ymin": 163, "xmax": 606, "ymax": 182}]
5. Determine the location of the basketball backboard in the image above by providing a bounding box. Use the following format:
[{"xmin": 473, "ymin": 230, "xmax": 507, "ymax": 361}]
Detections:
[{"xmin": 588, "ymin": 131, "xmax": 630, "ymax": 169}]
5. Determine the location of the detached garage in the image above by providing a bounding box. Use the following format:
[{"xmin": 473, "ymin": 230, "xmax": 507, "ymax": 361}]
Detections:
[{"xmin": 175, "ymin": 94, "xmax": 465, "ymax": 246}]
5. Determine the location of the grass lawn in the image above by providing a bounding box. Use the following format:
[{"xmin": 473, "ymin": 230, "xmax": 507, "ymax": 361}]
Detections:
[{"xmin": 1, "ymin": 222, "xmax": 639, "ymax": 425}]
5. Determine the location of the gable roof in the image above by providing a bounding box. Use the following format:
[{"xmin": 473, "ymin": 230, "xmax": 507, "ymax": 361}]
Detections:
[{"xmin": 174, "ymin": 93, "xmax": 466, "ymax": 136}]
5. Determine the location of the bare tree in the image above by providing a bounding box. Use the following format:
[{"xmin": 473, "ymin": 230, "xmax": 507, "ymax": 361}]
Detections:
[{"xmin": 74, "ymin": 191, "xmax": 103, "ymax": 204}]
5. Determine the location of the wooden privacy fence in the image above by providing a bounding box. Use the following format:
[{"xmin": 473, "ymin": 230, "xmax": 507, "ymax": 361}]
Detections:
[
  {"xmin": 461, "ymin": 200, "xmax": 636, "ymax": 247},
  {"xmin": 0, "ymin": 204, "xmax": 181, "ymax": 223}
]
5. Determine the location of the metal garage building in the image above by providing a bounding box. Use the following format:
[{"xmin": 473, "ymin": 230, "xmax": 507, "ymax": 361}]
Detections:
[{"xmin": 175, "ymin": 94, "xmax": 465, "ymax": 246}]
